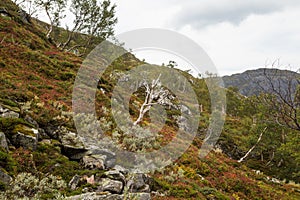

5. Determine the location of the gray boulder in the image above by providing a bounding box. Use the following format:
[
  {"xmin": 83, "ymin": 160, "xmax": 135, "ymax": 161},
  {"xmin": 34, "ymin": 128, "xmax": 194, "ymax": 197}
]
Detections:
[
  {"xmin": 66, "ymin": 193, "xmax": 122, "ymax": 200},
  {"xmin": 82, "ymin": 154, "xmax": 106, "ymax": 170},
  {"xmin": 0, "ymin": 132, "xmax": 9, "ymax": 152},
  {"xmin": 10, "ymin": 125, "xmax": 38, "ymax": 150},
  {"xmin": 81, "ymin": 149, "xmax": 116, "ymax": 170},
  {"xmin": 126, "ymin": 173, "xmax": 151, "ymax": 193},
  {"xmin": 97, "ymin": 178, "xmax": 123, "ymax": 194},
  {"xmin": 180, "ymin": 104, "xmax": 192, "ymax": 115},
  {"xmin": 0, "ymin": 104, "xmax": 19, "ymax": 119},
  {"xmin": 66, "ymin": 193, "xmax": 151, "ymax": 200},
  {"xmin": 57, "ymin": 126, "xmax": 87, "ymax": 160},
  {"xmin": 127, "ymin": 193, "xmax": 151, "ymax": 200},
  {"xmin": 0, "ymin": 168, "xmax": 12, "ymax": 185},
  {"xmin": 104, "ymin": 170, "xmax": 126, "ymax": 184},
  {"xmin": 68, "ymin": 175, "xmax": 81, "ymax": 190}
]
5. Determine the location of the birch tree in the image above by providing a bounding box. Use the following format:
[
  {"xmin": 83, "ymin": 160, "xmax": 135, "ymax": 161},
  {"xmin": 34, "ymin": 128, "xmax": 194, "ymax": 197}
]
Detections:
[
  {"xmin": 60, "ymin": 0, "xmax": 117, "ymax": 52},
  {"xmin": 238, "ymin": 127, "xmax": 267, "ymax": 163},
  {"xmin": 133, "ymin": 74, "xmax": 173, "ymax": 126},
  {"xmin": 34, "ymin": 0, "xmax": 67, "ymax": 39}
]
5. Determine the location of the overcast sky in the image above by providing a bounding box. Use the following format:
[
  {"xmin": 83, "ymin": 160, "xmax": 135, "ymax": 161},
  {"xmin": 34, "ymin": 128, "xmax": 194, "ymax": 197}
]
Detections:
[{"xmin": 111, "ymin": 0, "xmax": 300, "ymax": 75}]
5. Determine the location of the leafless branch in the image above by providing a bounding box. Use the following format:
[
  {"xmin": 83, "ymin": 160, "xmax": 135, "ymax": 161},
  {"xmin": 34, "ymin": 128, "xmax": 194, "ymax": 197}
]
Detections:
[{"xmin": 238, "ymin": 127, "xmax": 267, "ymax": 163}]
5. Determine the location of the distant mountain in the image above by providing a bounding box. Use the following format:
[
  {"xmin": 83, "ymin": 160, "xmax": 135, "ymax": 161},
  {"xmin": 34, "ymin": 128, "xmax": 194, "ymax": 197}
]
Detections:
[{"xmin": 222, "ymin": 68, "xmax": 300, "ymax": 96}]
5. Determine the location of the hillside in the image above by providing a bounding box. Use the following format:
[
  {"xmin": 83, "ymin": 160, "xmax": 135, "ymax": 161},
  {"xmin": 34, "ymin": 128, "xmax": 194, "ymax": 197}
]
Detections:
[
  {"xmin": 223, "ymin": 68, "xmax": 300, "ymax": 96},
  {"xmin": 0, "ymin": 1, "xmax": 300, "ymax": 199}
]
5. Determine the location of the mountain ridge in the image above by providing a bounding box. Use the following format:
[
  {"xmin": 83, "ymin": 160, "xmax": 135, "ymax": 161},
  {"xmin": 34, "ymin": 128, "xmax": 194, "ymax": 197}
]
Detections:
[{"xmin": 222, "ymin": 68, "xmax": 300, "ymax": 96}]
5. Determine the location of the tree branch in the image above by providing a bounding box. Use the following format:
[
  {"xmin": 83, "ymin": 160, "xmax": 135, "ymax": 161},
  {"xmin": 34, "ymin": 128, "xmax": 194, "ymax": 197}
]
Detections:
[{"xmin": 238, "ymin": 127, "xmax": 267, "ymax": 163}]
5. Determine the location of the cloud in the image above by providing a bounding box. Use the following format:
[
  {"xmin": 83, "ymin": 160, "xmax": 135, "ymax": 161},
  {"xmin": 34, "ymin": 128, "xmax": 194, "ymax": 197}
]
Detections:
[
  {"xmin": 178, "ymin": 7, "xmax": 300, "ymax": 75},
  {"xmin": 111, "ymin": 0, "xmax": 300, "ymax": 75},
  {"xmin": 172, "ymin": 0, "xmax": 300, "ymax": 29}
]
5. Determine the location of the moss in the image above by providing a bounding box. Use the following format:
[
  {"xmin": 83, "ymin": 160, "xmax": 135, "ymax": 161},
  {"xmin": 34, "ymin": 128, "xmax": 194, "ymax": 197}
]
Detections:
[
  {"xmin": 0, "ymin": 117, "xmax": 32, "ymax": 134},
  {"xmin": 59, "ymin": 71, "xmax": 75, "ymax": 81},
  {"xmin": 33, "ymin": 143, "xmax": 82, "ymax": 182},
  {"xmin": 0, "ymin": 149, "xmax": 17, "ymax": 176},
  {"xmin": 198, "ymin": 187, "xmax": 230, "ymax": 200},
  {"xmin": 12, "ymin": 124, "xmax": 35, "ymax": 137},
  {"xmin": 0, "ymin": 181, "xmax": 7, "ymax": 191},
  {"xmin": 0, "ymin": 98, "xmax": 18, "ymax": 108}
]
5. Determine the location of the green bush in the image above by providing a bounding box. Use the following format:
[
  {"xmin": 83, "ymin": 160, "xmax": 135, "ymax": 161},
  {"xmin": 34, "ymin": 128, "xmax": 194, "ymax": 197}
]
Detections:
[{"xmin": 0, "ymin": 172, "xmax": 66, "ymax": 199}]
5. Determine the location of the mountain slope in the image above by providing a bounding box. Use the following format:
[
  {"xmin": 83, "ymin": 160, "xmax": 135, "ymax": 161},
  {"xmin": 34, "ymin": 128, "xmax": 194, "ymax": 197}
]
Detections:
[
  {"xmin": 0, "ymin": 1, "xmax": 300, "ymax": 199},
  {"xmin": 223, "ymin": 68, "xmax": 300, "ymax": 96}
]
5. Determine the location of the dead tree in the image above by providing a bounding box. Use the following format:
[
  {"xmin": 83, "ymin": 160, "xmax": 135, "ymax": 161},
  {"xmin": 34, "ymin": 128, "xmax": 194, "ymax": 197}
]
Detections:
[
  {"xmin": 238, "ymin": 127, "xmax": 267, "ymax": 163},
  {"xmin": 252, "ymin": 61, "xmax": 300, "ymax": 131},
  {"xmin": 133, "ymin": 74, "xmax": 171, "ymax": 126}
]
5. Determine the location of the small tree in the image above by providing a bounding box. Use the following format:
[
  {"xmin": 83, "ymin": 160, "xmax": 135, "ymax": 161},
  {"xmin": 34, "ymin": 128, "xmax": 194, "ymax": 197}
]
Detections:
[
  {"xmin": 167, "ymin": 60, "xmax": 177, "ymax": 68},
  {"xmin": 60, "ymin": 0, "xmax": 117, "ymax": 52},
  {"xmin": 34, "ymin": 0, "xmax": 67, "ymax": 39},
  {"xmin": 254, "ymin": 65, "xmax": 300, "ymax": 131},
  {"xmin": 133, "ymin": 74, "xmax": 173, "ymax": 126},
  {"xmin": 83, "ymin": 0, "xmax": 117, "ymax": 53}
]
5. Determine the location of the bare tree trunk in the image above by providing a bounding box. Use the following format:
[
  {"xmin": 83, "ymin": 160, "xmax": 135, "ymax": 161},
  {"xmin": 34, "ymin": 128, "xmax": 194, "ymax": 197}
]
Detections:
[
  {"xmin": 238, "ymin": 127, "xmax": 267, "ymax": 163},
  {"xmin": 133, "ymin": 104, "xmax": 150, "ymax": 126},
  {"xmin": 266, "ymin": 151, "xmax": 275, "ymax": 166},
  {"xmin": 0, "ymin": 35, "xmax": 7, "ymax": 44},
  {"xmin": 133, "ymin": 74, "xmax": 163, "ymax": 126},
  {"xmin": 45, "ymin": 7, "xmax": 53, "ymax": 39}
]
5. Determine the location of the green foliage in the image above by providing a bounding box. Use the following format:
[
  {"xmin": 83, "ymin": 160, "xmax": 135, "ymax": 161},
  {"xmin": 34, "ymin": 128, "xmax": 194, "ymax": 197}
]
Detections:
[
  {"xmin": 33, "ymin": 142, "xmax": 81, "ymax": 182},
  {"xmin": 118, "ymin": 126, "xmax": 161, "ymax": 152},
  {"xmin": 198, "ymin": 187, "xmax": 230, "ymax": 199},
  {"xmin": 0, "ymin": 118, "xmax": 32, "ymax": 133},
  {"xmin": 0, "ymin": 172, "xmax": 66, "ymax": 199},
  {"xmin": 0, "ymin": 181, "xmax": 6, "ymax": 192},
  {"xmin": 0, "ymin": 149, "xmax": 17, "ymax": 175},
  {"xmin": 34, "ymin": 0, "xmax": 67, "ymax": 39},
  {"xmin": 60, "ymin": 0, "xmax": 117, "ymax": 51}
]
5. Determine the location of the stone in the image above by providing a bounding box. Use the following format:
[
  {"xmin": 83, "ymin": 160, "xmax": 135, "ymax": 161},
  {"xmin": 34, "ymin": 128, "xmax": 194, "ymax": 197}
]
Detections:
[
  {"xmin": 0, "ymin": 105, "xmax": 19, "ymax": 119},
  {"xmin": 104, "ymin": 170, "xmax": 126, "ymax": 184},
  {"xmin": 126, "ymin": 173, "xmax": 151, "ymax": 193},
  {"xmin": 11, "ymin": 132, "xmax": 37, "ymax": 150},
  {"xmin": 113, "ymin": 165, "xmax": 129, "ymax": 175},
  {"xmin": 97, "ymin": 178, "xmax": 123, "ymax": 194},
  {"xmin": 43, "ymin": 125, "xmax": 59, "ymax": 139},
  {"xmin": 83, "ymin": 149, "xmax": 116, "ymax": 169},
  {"xmin": 10, "ymin": 125, "xmax": 38, "ymax": 150},
  {"xmin": 0, "ymin": 168, "xmax": 12, "ymax": 185},
  {"xmin": 57, "ymin": 126, "xmax": 87, "ymax": 160},
  {"xmin": 68, "ymin": 175, "xmax": 81, "ymax": 190},
  {"xmin": 66, "ymin": 193, "xmax": 151, "ymax": 200},
  {"xmin": 127, "ymin": 193, "xmax": 151, "ymax": 200},
  {"xmin": 82, "ymin": 155, "xmax": 106, "ymax": 170},
  {"xmin": 66, "ymin": 193, "xmax": 122, "ymax": 200},
  {"xmin": 0, "ymin": 132, "xmax": 9, "ymax": 152},
  {"xmin": 180, "ymin": 104, "xmax": 192, "ymax": 115}
]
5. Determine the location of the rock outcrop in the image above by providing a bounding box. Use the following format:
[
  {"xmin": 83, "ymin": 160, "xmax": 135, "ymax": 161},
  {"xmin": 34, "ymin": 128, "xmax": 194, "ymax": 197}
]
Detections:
[
  {"xmin": 0, "ymin": 105, "xmax": 19, "ymax": 119},
  {"xmin": 10, "ymin": 125, "xmax": 38, "ymax": 150},
  {"xmin": 0, "ymin": 132, "xmax": 9, "ymax": 152},
  {"xmin": 0, "ymin": 168, "xmax": 12, "ymax": 185},
  {"xmin": 56, "ymin": 126, "xmax": 87, "ymax": 160},
  {"xmin": 66, "ymin": 192, "xmax": 151, "ymax": 200}
]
